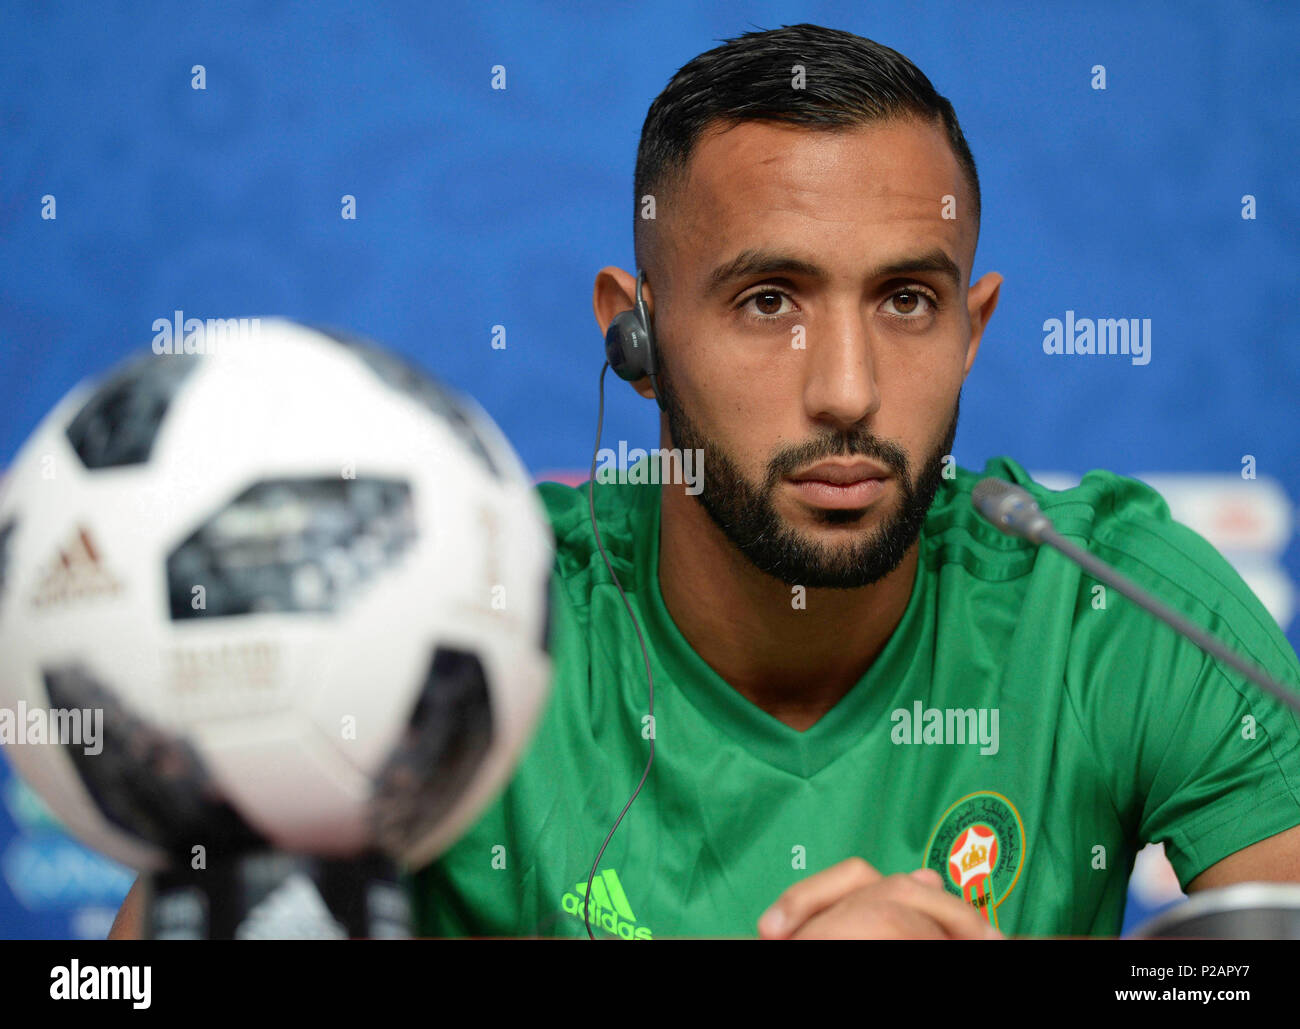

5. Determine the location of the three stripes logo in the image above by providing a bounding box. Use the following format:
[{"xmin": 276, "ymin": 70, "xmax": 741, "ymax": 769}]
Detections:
[
  {"xmin": 29, "ymin": 526, "xmax": 124, "ymax": 609},
  {"xmin": 560, "ymin": 869, "xmax": 653, "ymax": 940}
]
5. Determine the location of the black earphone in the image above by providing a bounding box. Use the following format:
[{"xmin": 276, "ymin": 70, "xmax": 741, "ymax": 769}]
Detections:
[
  {"xmin": 583, "ymin": 268, "xmax": 661, "ymax": 939},
  {"xmin": 603, "ymin": 270, "xmax": 667, "ymax": 411}
]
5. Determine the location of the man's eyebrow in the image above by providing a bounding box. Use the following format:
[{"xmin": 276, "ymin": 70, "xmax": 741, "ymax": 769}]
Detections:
[
  {"xmin": 704, "ymin": 247, "xmax": 962, "ymax": 296},
  {"xmin": 705, "ymin": 250, "xmax": 828, "ymax": 295},
  {"xmin": 874, "ymin": 250, "xmax": 962, "ymax": 288}
]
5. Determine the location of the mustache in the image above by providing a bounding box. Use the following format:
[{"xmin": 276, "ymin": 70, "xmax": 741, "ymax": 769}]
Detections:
[
  {"xmin": 656, "ymin": 357, "xmax": 923, "ymax": 491},
  {"xmin": 762, "ymin": 431, "xmax": 911, "ymax": 488}
]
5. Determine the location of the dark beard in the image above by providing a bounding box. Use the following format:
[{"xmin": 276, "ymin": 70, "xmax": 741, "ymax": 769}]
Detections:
[{"xmin": 657, "ymin": 363, "xmax": 959, "ymax": 590}]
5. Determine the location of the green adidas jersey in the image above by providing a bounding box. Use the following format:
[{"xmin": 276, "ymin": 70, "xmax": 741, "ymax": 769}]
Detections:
[{"xmin": 406, "ymin": 456, "xmax": 1300, "ymax": 939}]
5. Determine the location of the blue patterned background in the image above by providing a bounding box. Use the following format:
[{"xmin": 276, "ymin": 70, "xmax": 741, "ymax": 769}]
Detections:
[{"xmin": 0, "ymin": 0, "xmax": 1296, "ymax": 937}]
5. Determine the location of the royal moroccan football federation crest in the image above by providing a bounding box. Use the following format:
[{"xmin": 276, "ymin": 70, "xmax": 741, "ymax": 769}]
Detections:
[{"xmin": 923, "ymin": 791, "xmax": 1025, "ymax": 928}]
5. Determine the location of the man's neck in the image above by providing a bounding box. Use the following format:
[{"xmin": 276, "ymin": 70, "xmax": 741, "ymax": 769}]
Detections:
[{"xmin": 657, "ymin": 479, "xmax": 920, "ymax": 733}]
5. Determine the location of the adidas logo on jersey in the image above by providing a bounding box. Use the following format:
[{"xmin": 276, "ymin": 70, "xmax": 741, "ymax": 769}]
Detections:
[
  {"xmin": 29, "ymin": 526, "xmax": 123, "ymax": 609},
  {"xmin": 560, "ymin": 869, "xmax": 653, "ymax": 940}
]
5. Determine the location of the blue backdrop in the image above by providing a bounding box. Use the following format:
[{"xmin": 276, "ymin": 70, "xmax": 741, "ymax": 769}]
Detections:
[{"xmin": 0, "ymin": 0, "xmax": 1296, "ymax": 938}]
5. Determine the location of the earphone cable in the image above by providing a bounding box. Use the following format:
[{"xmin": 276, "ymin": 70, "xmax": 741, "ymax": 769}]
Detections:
[{"xmin": 583, "ymin": 360, "xmax": 657, "ymax": 940}]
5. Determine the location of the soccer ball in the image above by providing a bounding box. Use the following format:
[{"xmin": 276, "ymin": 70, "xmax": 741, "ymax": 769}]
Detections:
[{"xmin": 0, "ymin": 318, "xmax": 553, "ymax": 873}]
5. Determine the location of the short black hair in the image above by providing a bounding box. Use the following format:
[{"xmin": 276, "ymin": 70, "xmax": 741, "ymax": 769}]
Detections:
[{"xmin": 633, "ymin": 24, "xmax": 981, "ymax": 270}]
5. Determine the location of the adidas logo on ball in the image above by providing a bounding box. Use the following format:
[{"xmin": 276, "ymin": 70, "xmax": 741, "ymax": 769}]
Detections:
[{"xmin": 28, "ymin": 527, "xmax": 123, "ymax": 609}]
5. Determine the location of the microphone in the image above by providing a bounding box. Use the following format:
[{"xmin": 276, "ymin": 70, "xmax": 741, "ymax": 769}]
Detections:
[
  {"xmin": 971, "ymin": 478, "xmax": 1054, "ymax": 542},
  {"xmin": 972, "ymin": 477, "xmax": 1300, "ymax": 718}
]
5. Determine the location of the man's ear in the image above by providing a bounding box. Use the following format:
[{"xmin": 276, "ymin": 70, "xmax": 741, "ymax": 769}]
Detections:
[
  {"xmin": 593, "ymin": 265, "xmax": 658, "ymax": 402},
  {"xmin": 962, "ymin": 271, "xmax": 1002, "ymax": 379}
]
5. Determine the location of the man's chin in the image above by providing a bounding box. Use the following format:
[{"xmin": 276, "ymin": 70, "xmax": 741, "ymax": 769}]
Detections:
[
  {"xmin": 751, "ymin": 541, "xmax": 912, "ymax": 590},
  {"xmin": 779, "ymin": 490, "xmax": 899, "ymax": 530},
  {"xmin": 743, "ymin": 494, "xmax": 919, "ymax": 588}
]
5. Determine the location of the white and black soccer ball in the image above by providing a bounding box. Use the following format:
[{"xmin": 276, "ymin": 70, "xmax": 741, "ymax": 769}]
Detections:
[{"xmin": 0, "ymin": 318, "xmax": 553, "ymax": 872}]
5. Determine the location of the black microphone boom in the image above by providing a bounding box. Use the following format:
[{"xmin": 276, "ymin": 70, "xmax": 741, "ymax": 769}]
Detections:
[{"xmin": 972, "ymin": 477, "xmax": 1300, "ymax": 718}]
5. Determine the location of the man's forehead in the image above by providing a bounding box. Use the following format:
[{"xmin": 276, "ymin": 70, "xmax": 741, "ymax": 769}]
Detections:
[{"xmin": 668, "ymin": 118, "xmax": 975, "ymax": 282}]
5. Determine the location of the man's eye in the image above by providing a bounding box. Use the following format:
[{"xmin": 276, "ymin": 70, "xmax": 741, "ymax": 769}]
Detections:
[
  {"xmin": 740, "ymin": 289, "xmax": 795, "ymax": 319},
  {"xmin": 884, "ymin": 289, "xmax": 937, "ymax": 317}
]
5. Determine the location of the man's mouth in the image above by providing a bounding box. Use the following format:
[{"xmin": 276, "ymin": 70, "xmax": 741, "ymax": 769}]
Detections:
[{"xmin": 786, "ymin": 460, "xmax": 891, "ymax": 509}]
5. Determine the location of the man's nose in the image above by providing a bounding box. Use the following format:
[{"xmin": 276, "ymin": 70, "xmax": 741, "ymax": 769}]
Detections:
[{"xmin": 801, "ymin": 308, "xmax": 882, "ymax": 430}]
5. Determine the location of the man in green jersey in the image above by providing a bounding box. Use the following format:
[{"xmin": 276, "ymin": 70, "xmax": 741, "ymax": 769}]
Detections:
[
  {"xmin": 406, "ymin": 24, "xmax": 1300, "ymax": 940},
  {"xmin": 110, "ymin": 23, "xmax": 1300, "ymax": 941}
]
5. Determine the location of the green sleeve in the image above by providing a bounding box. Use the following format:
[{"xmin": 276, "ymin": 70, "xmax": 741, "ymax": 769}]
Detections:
[
  {"xmin": 1140, "ymin": 653, "xmax": 1300, "ymax": 888},
  {"xmin": 1081, "ymin": 511, "xmax": 1300, "ymax": 889}
]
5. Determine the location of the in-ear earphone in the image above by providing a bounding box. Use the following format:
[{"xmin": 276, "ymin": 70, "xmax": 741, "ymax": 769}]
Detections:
[{"xmin": 603, "ymin": 270, "xmax": 667, "ymax": 412}]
